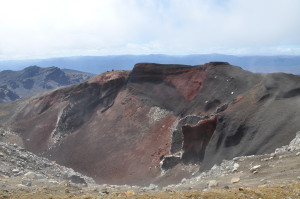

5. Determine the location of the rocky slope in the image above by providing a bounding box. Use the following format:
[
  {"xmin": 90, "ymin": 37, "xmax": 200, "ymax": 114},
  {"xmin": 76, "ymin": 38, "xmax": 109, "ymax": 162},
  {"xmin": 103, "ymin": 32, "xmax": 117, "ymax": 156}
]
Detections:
[
  {"xmin": 0, "ymin": 62, "xmax": 299, "ymax": 186},
  {"xmin": 0, "ymin": 132, "xmax": 299, "ymax": 198},
  {"xmin": 0, "ymin": 141, "xmax": 94, "ymax": 186},
  {"xmin": 0, "ymin": 66, "xmax": 94, "ymax": 103}
]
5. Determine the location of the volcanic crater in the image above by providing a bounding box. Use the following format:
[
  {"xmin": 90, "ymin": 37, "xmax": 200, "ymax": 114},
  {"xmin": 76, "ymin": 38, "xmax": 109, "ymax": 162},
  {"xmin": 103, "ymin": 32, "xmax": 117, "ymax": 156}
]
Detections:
[{"xmin": 0, "ymin": 62, "xmax": 299, "ymax": 186}]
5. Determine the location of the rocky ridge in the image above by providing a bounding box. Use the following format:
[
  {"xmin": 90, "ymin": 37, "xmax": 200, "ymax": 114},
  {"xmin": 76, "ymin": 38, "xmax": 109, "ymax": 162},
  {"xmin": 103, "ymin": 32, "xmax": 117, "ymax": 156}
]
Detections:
[{"xmin": 0, "ymin": 66, "xmax": 94, "ymax": 103}]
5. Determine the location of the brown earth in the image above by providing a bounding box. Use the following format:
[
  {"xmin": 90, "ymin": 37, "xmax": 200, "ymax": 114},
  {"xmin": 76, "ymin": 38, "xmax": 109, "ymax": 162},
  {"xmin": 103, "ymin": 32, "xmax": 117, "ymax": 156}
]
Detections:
[{"xmin": 1, "ymin": 185, "xmax": 299, "ymax": 199}]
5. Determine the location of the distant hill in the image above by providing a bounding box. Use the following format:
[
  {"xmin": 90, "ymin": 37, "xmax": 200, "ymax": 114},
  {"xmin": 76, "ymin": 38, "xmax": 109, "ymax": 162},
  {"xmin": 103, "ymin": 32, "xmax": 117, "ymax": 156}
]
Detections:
[
  {"xmin": 0, "ymin": 66, "xmax": 95, "ymax": 103},
  {"xmin": 0, "ymin": 54, "xmax": 300, "ymax": 74}
]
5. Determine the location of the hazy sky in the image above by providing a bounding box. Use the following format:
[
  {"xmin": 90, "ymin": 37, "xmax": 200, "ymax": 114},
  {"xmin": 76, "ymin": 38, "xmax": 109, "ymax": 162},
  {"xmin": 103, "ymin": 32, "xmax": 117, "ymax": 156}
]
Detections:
[{"xmin": 0, "ymin": 0, "xmax": 300, "ymax": 60}]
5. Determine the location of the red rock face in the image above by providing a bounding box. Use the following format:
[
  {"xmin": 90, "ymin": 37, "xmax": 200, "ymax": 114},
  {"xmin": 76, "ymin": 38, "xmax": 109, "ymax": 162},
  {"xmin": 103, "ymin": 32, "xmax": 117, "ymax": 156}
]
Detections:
[
  {"xmin": 0, "ymin": 62, "xmax": 300, "ymax": 186},
  {"xmin": 130, "ymin": 63, "xmax": 207, "ymax": 101},
  {"xmin": 182, "ymin": 116, "xmax": 217, "ymax": 163},
  {"xmin": 165, "ymin": 67, "xmax": 207, "ymax": 101}
]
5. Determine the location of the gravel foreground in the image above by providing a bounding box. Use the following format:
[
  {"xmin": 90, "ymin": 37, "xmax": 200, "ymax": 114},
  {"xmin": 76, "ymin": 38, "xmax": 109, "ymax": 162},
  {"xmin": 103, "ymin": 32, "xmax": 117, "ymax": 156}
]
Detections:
[
  {"xmin": 1, "ymin": 132, "xmax": 300, "ymax": 198},
  {"xmin": 0, "ymin": 184, "xmax": 299, "ymax": 199}
]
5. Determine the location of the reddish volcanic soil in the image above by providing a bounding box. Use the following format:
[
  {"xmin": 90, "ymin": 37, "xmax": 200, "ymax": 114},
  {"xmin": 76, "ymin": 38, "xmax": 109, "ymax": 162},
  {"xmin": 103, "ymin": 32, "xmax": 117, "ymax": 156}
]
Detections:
[{"xmin": 0, "ymin": 62, "xmax": 299, "ymax": 186}]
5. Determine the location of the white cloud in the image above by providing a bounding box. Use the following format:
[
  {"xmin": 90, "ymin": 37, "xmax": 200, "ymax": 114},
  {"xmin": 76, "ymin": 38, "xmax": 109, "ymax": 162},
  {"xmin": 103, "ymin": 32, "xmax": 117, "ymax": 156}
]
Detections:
[{"xmin": 0, "ymin": 0, "xmax": 300, "ymax": 59}]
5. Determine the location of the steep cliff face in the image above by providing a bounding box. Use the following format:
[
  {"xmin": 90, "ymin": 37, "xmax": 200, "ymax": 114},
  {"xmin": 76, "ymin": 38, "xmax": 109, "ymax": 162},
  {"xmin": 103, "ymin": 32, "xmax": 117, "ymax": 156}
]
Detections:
[{"xmin": 0, "ymin": 62, "xmax": 299, "ymax": 186}]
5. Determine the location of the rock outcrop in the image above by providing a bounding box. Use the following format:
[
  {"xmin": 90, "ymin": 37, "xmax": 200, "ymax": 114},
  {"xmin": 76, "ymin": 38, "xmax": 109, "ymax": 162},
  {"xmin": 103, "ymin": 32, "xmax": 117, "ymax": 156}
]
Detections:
[{"xmin": 0, "ymin": 62, "xmax": 299, "ymax": 186}]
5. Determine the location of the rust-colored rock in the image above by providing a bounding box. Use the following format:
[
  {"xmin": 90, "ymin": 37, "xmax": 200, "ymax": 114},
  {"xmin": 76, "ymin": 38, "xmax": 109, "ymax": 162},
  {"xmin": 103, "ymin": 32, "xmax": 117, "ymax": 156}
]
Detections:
[{"xmin": 182, "ymin": 116, "xmax": 217, "ymax": 163}]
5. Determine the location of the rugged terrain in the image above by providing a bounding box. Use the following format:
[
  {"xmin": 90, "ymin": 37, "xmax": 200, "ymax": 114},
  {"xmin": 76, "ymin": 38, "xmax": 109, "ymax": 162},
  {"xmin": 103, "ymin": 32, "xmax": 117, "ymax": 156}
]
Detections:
[
  {"xmin": 0, "ymin": 62, "xmax": 299, "ymax": 188},
  {"xmin": 0, "ymin": 66, "xmax": 94, "ymax": 103},
  {"xmin": 0, "ymin": 132, "xmax": 299, "ymax": 198}
]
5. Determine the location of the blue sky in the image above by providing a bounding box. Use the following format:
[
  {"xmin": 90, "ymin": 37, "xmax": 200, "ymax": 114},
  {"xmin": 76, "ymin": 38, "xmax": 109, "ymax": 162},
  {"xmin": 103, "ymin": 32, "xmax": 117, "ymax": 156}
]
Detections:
[{"xmin": 0, "ymin": 0, "xmax": 300, "ymax": 60}]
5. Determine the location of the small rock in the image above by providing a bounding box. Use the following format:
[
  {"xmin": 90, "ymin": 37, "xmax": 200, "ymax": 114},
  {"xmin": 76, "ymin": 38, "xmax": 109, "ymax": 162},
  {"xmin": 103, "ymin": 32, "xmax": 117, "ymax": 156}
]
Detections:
[
  {"xmin": 35, "ymin": 174, "xmax": 46, "ymax": 179},
  {"xmin": 22, "ymin": 180, "xmax": 32, "ymax": 187},
  {"xmin": 49, "ymin": 180, "xmax": 59, "ymax": 185},
  {"xmin": 231, "ymin": 177, "xmax": 240, "ymax": 183},
  {"xmin": 68, "ymin": 175, "xmax": 87, "ymax": 186},
  {"xmin": 224, "ymin": 185, "xmax": 229, "ymax": 189},
  {"xmin": 100, "ymin": 188, "xmax": 109, "ymax": 195},
  {"xmin": 232, "ymin": 163, "xmax": 239, "ymax": 172},
  {"xmin": 297, "ymin": 176, "xmax": 300, "ymax": 180},
  {"xmin": 250, "ymin": 165, "xmax": 261, "ymax": 172},
  {"xmin": 12, "ymin": 168, "xmax": 20, "ymax": 173},
  {"xmin": 233, "ymin": 157, "xmax": 240, "ymax": 161},
  {"xmin": 270, "ymin": 153, "xmax": 276, "ymax": 158},
  {"xmin": 147, "ymin": 184, "xmax": 157, "ymax": 190},
  {"xmin": 253, "ymin": 170, "xmax": 258, "ymax": 174},
  {"xmin": 24, "ymin": 171, "xmax": 37, "ymax": 179},
  {"xmin": 216, "ymin": 104, "xmax": 228, "ymax": 113},
  {"xmin": 261, "ymin": 157, "xmax": 273, "ymax": 161},
  {"xmin": 296, "ymin": 152, "xmax": 300, "ymax": 156},
  {"xmin": 0, "ymin": 152, "xmax": 5, "ymax": 157},
  {"xmin": 208, "ymin": 180, "xmax": 218, "ymax": 188},
  {"xmin": 238, "ymin": 187, "xmax": 244, "ymax": 191}
]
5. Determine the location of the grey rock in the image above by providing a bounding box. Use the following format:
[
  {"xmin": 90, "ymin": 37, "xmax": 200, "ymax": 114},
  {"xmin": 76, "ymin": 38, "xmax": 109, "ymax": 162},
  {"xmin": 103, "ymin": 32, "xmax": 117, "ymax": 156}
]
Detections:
[
  {"xmin": 12, "ymin": 169, "xmax": 20, "ymax": 173},
  {"xmin": 24, "ymin": 171, "xmax": 37, "ymax": 179},
  {"xmin": 233, "ymin": 157, "xmax": 240, "ymax": 161},
  {"xmin": 216, "ymin": 103, "xmax": 228, "ymax": 113},
  {"xmin": 68, "ymin": 175, "xmax": 87, "ymax": 186},
  {"xmin": 35, "ymin": 173, "xmax": 46, "ymax": 179},
  {"xmin": 161, "ymin": 155, "xmax": 181, "ymax": 171},
  {"xmin": 250, "ymin": 165, "xmax": 261, "ymax": 172},
  {"xmin": 232, "ymin": 163, "xmax": 239, "ymax": 172},
  {"xmin": 146, "ymin": 184, "xmax": 157, "ymax": 190},
  {"xmin": 0, "ymin": 141, "xmax": 95, "ymax": 187},
  {"xmin": 22, "ymin": 180, "xmax": 32, "ymax": 187}
]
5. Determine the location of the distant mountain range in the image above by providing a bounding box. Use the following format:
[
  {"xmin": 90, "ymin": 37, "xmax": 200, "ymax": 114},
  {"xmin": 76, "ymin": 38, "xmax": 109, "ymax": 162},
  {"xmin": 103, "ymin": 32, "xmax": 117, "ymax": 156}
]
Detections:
[
  {"xmin": 0, "ymin": 54, "xmax": 300, "ymax": 74},
  {"xmin": 0, "ymin": 66, "xmax": 94, "ymax": 103}
]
